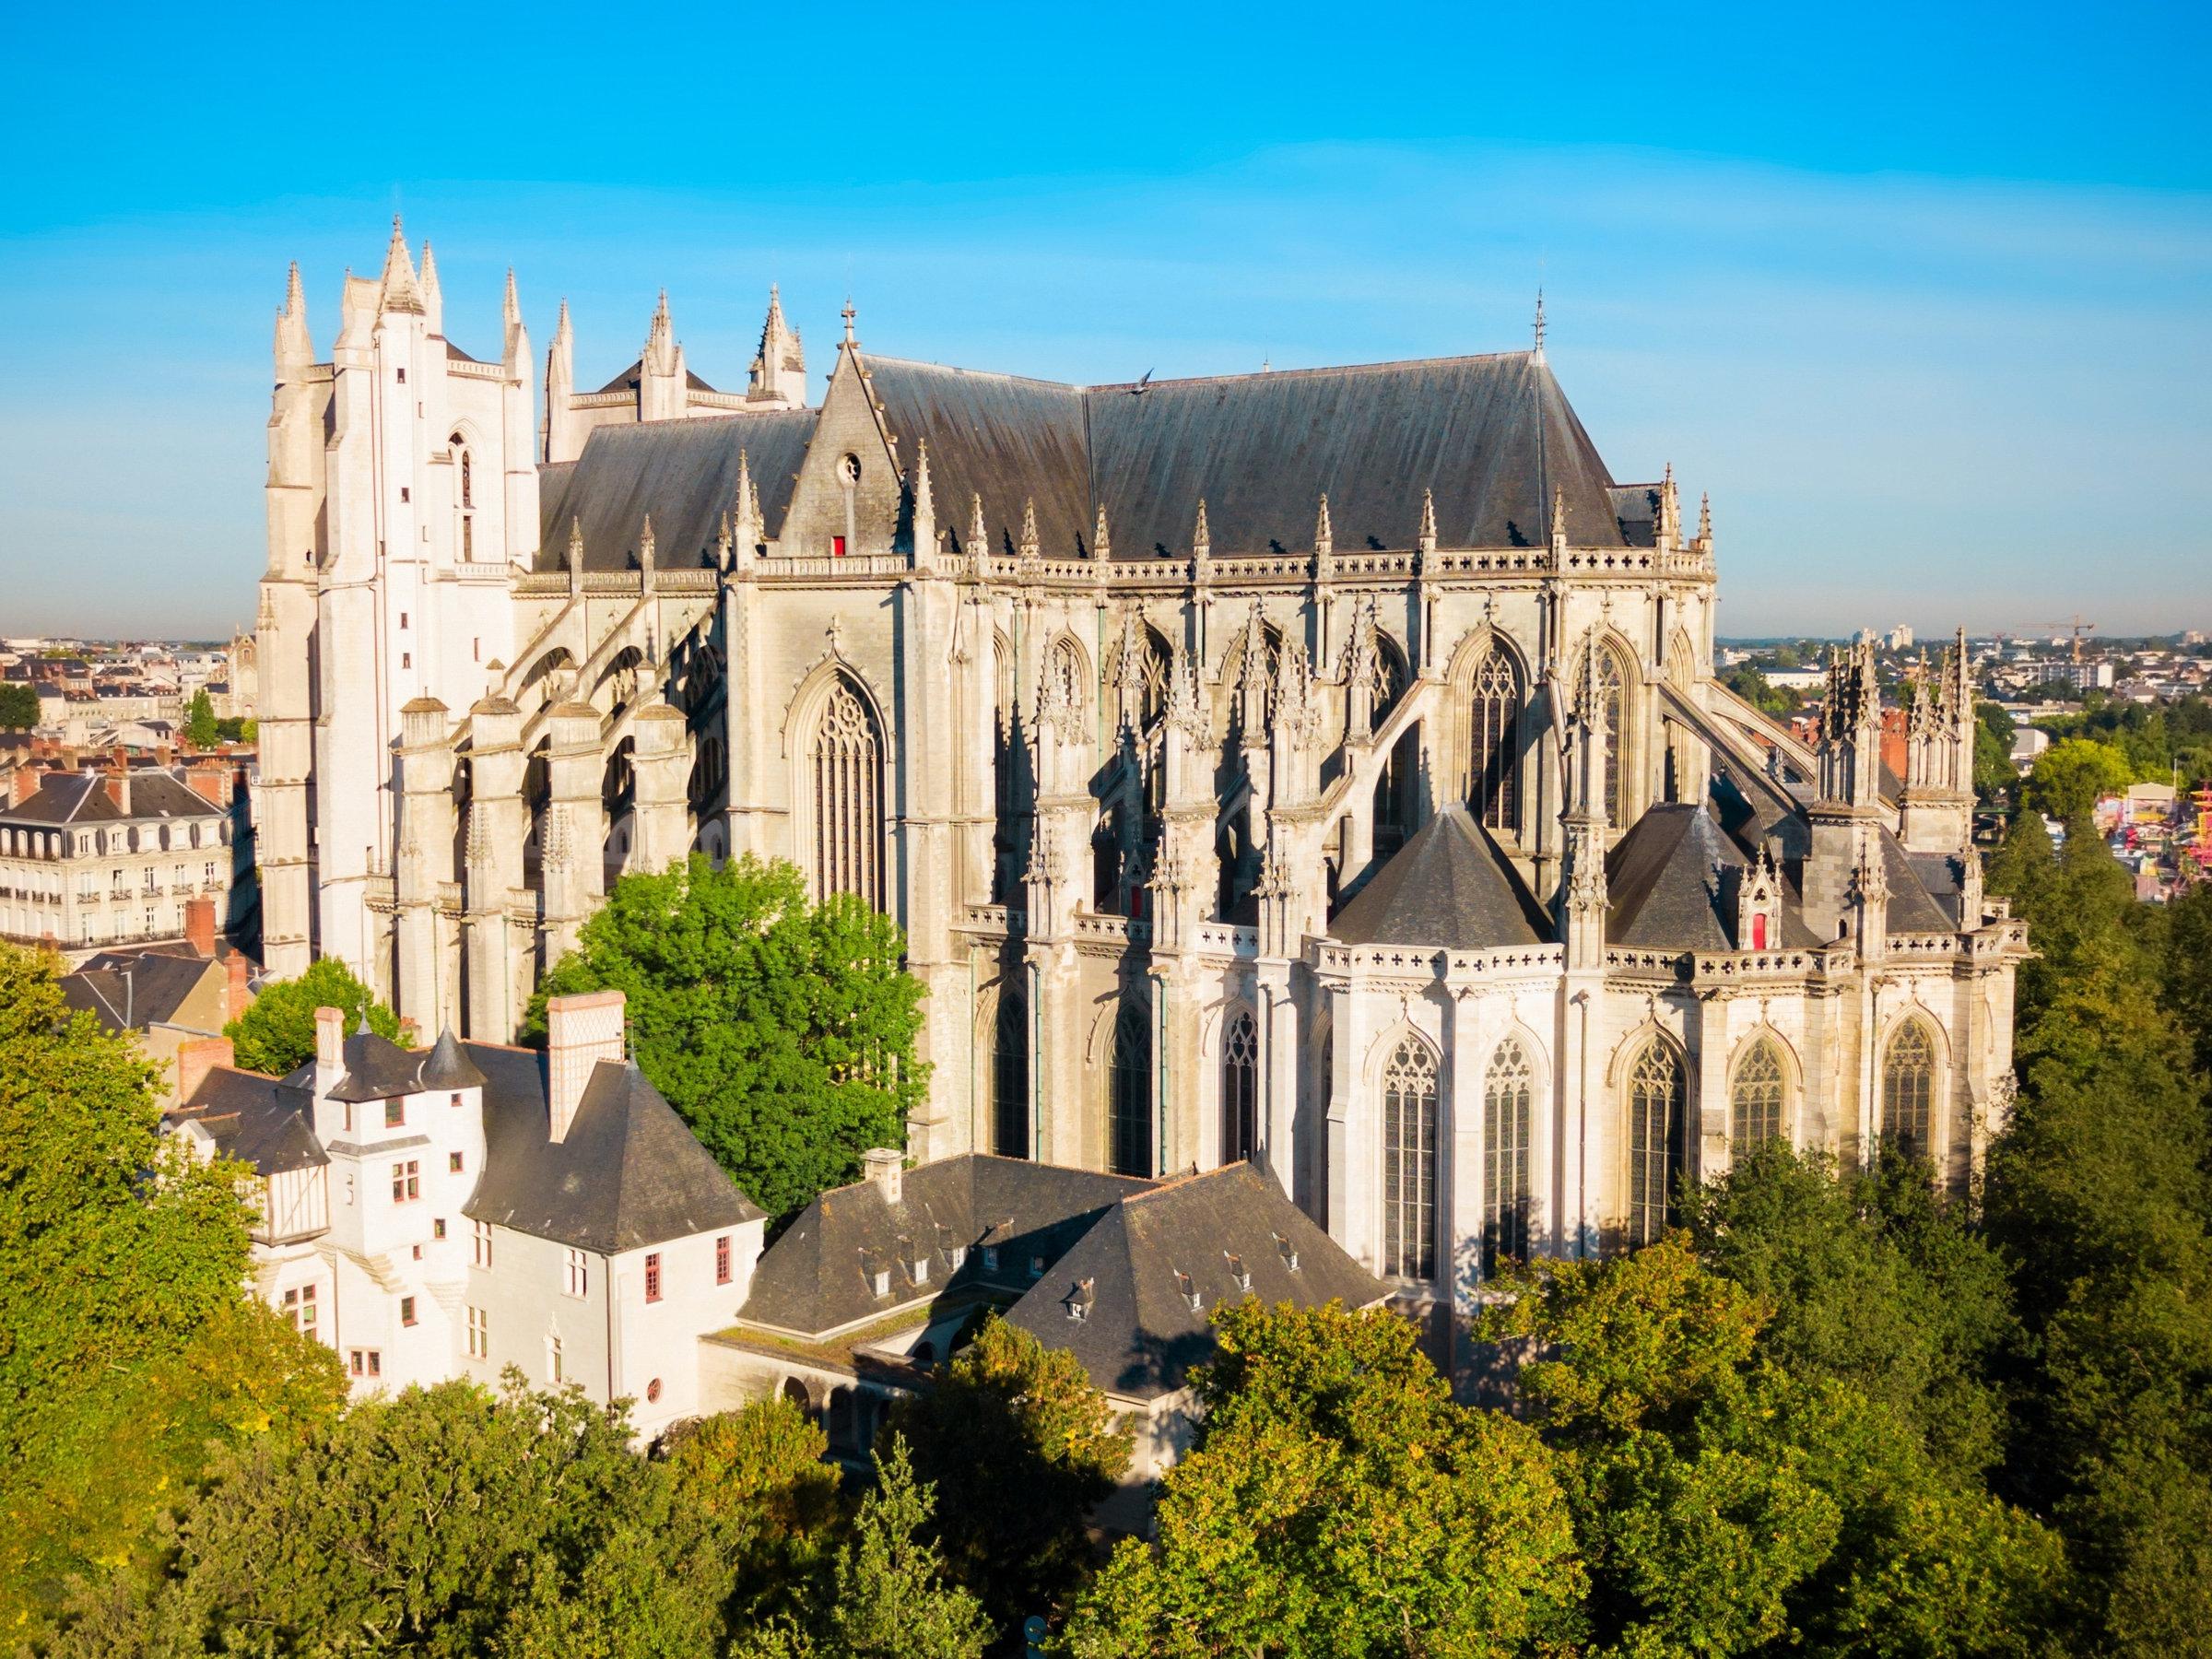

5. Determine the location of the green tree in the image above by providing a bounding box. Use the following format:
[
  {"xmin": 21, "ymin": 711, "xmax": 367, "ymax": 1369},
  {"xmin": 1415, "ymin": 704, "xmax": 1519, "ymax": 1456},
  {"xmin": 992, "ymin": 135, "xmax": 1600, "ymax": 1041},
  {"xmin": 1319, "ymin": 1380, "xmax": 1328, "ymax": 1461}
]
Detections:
[
  {"xmin": 1069, "ymin": 1300, "xmax": 1583, "ymax": 1659},
  {"xmin": 525, "ymin": 854, "xmax": 929, "ymax": 1217},
  {"xmin": 2024, "ymin": 738, "xmax": 2134, "ymax": 830},
  {"xmin": 182, "ymin": 688, "xmax": 219, "ymax": 749},
  {"xmin": 1685, "ymin": 1138, "xmax": 2017, "ymax": 1486},
  {"xmin": 1724, "ymin": 665, "xmax": 1803, "ymax": 717},
  {"xmin": 1481, "ymin": 1236, "xmax": 2065, "ymax": 1658},
  {"xmin": 223, "ymin": 953, "xmax": 404, "ymax": 1075},
  {"xmin": 0, "ymin": 683, "xmax": 38, "ymax": 730},
  {"xmin": 742, "ymin": 1438, "xmax": 990, "ymax": 1659},
  {"xmin": 1977, "ymin": 701, "xmax": 2019, "ymax": 799},
  {"xmin": 888, "ymin": 1315, "xmax": 1131, "ymax": 1634},
  {"xmin": 661, "ymin": 1394, "xmax": 843, "ymax": 1627},
  {"xmin": 0, "ymin": 943, "xmax": 345, "ymax": 1633},
  {"xmin": 1984, "ymin": 812, "xmax": 2212, "ymax": 1653},
  {"xmin": 54, "ymin": 1374, "xmax": 738, "ymax": 1659}
]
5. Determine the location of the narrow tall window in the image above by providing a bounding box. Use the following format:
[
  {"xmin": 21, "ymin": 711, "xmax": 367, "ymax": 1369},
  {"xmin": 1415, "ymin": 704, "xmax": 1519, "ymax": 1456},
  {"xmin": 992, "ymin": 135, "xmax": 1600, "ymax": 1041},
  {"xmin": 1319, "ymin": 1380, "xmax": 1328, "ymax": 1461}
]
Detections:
[
  {"xmin": 1599, "ymin": 648, "xmax": 1627, "ymax": 829},
  {"xmin": 385, "ymin": 1099, "xmax": 404, "ymax": 1128},
  {"xmin": 715, "ymin": 1236, "xmax": 732, "ymax": 1286},
  {"xmin": 1469, "ymin": 647, "xmax": 1522, "ymax": 831},
  {"xmin": 1221, "ymin": 1010, "xmax": 1259, "ymax": 1165},
  {"xmin": 992, "ymin": 990, "xmax": 1029, "ymax": 1159},
  {"xmin": 1732, "ymin": 1039, "xmax": 1786, "ymax": 1146},
  {"xmin": 466, "ymin": 1305, "xmax": 488, "ymax": 1359},
  {"xmin": 472, "ymin": 1218, "xmax": 492, "ymax": 1267},
  {"xmin": 391, "ymin": 1160, "xmax": 418, "ymax": 1203},
  {"xmin": 811, "ymin": 677, "xmax": 882, "ymax": 909},
  {"xmin": 1382, "ymin": 1038, "xmax": 1439, "ymax": 1280},
  {"xmin": 644, "ymin": 1253, "xmax": 662, "ymax": 1302},
  {"xmin": 459, "ymin": 447, "xmax": 473, "ymax": 508},
  {"xmin": 1108, "ymin": 998, "xmax": 1151, "ymax": 1177},
  {"xmin": 1483, "ymin": 1038, "xmax": 1533, "ymax": 1274},
  {"xmin": 1884, "ymin": 1021, "xmax": 1936, "ymax": 1159},
  {"xmin": 1627, "ymin": 1041, "xmax": 1686, "ymax": 1247},
  {"xmin": 564, "ymin": 1248, "xmax": 588, "ymax": 1299}
]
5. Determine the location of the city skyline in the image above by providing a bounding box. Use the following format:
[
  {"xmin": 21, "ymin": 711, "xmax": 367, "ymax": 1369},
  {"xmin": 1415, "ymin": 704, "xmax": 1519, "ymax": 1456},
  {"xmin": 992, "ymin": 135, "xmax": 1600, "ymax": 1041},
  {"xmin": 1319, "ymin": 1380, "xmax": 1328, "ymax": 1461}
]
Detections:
[{"xmin": 2, "ymin": 1, "xmax": 2206, "ymax": 638}]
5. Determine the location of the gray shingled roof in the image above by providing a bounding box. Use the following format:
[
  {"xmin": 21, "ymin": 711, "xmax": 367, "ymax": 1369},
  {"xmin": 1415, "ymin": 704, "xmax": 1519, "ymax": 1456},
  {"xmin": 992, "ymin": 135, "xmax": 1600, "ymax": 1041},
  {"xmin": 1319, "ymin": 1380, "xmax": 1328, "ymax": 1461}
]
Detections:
[
  {"xmin": 170, "ymin": 1066, "xmax": 326, "ymax": 1176},
  {"xmin": 1004, "ymin": 1160, "xmax": 1389, "ymax": 1401},
  {"xmin": 325, "ymin": 1028, "xmax": 454, "ymax": 1102},
  {"xmin": 463, "ymin": 1045, "xmax": 764, "ymax": 1253},
  {"xmin": 737, "ymin": 1153, "xmax": 1149, "ymax": 1337},
  {"xmin": 536, "ymin": 411, "xmax": 815, "ymax": 574},
  {"xmin": 62, "ymin": 951, "xmax": 219, "ymax": 1033},
  {"xmin": 1329, "ymin": 804, "xmax": 1552, "ymax": 949},
  {"xmin": 535, "ymin": 346, "xmax": 1636, "ymax": 572},
  {"xmin": 1606, "ymin": 802, "xmax": 1744, "ymax": 952}
]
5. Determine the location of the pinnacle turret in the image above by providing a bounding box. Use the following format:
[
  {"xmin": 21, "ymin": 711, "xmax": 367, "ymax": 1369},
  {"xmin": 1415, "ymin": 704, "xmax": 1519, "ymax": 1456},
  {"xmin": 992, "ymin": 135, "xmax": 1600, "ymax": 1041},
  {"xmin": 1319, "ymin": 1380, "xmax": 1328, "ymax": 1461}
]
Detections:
[
  {"xmin": 1193, "ymin": 499, "xmax": 1211, "ymax": 560},
  {"xmin": 419, "ymin": 241, "xmax": 442, "ymax": 335},
  {"xmin": 378, "ymin": 217, "xmax": 424, "ymax": 315},
  {"xmin": 1418, "ymin": 488, "xmax": 1438, "ymax": 555},
  {"xmin": 275, "ymin": 261, "xmax": 312, "ymax": 372},
  {"xmin": 970, "ymin": 493, "xmax": 988, "ymax": 564},
  {"xmin": 1093, "ymin": 501, "xmax": 1111, "ymax": 560},
  {"xmin": 1018, "ymin": 498, "xmax": 1041, "ymax": 560},
  {"xmin": 1313, "ymin": 493, "xmax": 1333, "ymax": 558}
]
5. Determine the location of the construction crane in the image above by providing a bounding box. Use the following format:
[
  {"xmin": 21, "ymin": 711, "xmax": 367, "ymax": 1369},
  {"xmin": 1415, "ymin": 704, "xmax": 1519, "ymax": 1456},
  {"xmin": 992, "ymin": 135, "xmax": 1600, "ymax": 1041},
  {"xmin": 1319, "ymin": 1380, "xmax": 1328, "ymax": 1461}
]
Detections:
[{"xmin": 2024, "ymin": 616, "xmax": 2099, "ymax": 665}]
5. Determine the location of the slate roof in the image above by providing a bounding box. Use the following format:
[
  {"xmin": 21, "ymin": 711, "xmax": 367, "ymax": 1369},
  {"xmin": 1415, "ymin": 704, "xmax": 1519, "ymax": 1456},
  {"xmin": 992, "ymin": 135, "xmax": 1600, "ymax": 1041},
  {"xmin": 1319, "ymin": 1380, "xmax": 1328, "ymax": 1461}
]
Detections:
[
  {"xmin": 537, "ymin": 412, "xmax": 816, "ymax": 574},
  {"xmin": 325, "ymin": 1027, "xmax": 473, "ymax": 1102},
  {"xmin": 1329, "ymin": 804, "xmax": 1552, "ymax": 949},
  {"xmin": 1004, "ymin": 1160, "xmax": 1388, "ymax": 1401},
  {"xmin": 170, "ymin": 1065, "xmax": 325, "ymax": 1176},
  {"xmin": 536, "ymin": 346, "xmax": 1637, "ymax": 571},
  {"xmin": 737, "ymin": 1153, "xmax": 1149, "ymax": 1337},
  {"xmin": 1606, "ymin": 802, "xmax": 1747, "ymax": 952},
  {"xmin": 1883, "ymin": 833, "xmax": 1957, "ymax": 933},
  {"xmin": 464, "ymin": 1045, "xmax": 765, "ymax": 1253},
  {"xmin": 61, "ymin": 950, "xmax": 219, "ymax": 1033},
  {"xmin": 593, "ymin": 359, "xmax": 718, "ymax": 395},
  {"xmin": 0, "ymin": 770, "xmax": 225, "ymax": 828}
]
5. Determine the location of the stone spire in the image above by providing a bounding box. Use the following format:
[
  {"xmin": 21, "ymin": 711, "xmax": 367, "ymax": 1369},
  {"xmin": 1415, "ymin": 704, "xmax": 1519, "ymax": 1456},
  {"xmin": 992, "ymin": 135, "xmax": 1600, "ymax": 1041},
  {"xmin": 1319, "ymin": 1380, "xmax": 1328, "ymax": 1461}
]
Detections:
[
  {"xmin": 1193, "ymin": 499, "xmax": 1211, "ymax": 561},
  {"xmin": 970, "ymin": 493, "xmax": 988, "ymax": 568},
  {"xmin": 1313, "ymin": 493, "xmax": 1333, "ymax": 559},
  {"xmin": 1698, "ymin": 491, "xmax": 1712, "ymax": 547},
  {"xmin": 275, "ymin": 262, "xmax": 312, "ymax": 375},
  {"xmin": 1418, "ymin": 488, "xmax": 1438, "ymax": 557},
  {"xmin": 418, "ymin": 241, "xmax": 442, "ymax": 335},
  {"xmin": 500, "ymin": 268, "xmax": 528, "ymax": 373},
  {"xmin": 1018, "ymin": 497, "xmax": 1041, "ymax": 561},
  {"xmin": 1341, "ymin": 595, "xmax": 1379, "ymax": 734},
  {"xmin": 566, "ymin": 518, "xmax": 584, "ymax": 597},
  {"xmin": 911, "ymin": 441, "xmax": 936, "ymax": 567},
  {"xmin": 378, "ymin": 217, "xmax": 424, "ymax": 315},
  {"xmin": 643, "ymin": 290, "xmax": 677, "ymax": 379},
  {"xmin": 544, "ymin": 300, "xmax": 578, "ymax": 463},
  {"xmin": 1532, "ymin": 288, "xmax": 1547, "ymax": 365},
  {"xmin": 1657, "ymin": 463, "xmax": 1681, "ymax": 551},
  {"xmin": 1092, "ymin": 501, "xmax": 1111, "ymax": 560},
  {"xmin": 638, "ymin": 514, "xmax": 655, "ymax": 585},
  {"xmin": 747, "ymin": 284, "xmax": 806, "ymax": 409}
]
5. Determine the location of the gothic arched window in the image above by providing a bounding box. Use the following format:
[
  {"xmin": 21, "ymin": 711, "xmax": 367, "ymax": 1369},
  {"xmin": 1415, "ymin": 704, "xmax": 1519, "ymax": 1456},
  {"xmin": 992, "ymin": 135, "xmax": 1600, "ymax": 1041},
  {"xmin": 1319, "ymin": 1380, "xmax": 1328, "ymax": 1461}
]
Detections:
[
  {"xmin": 1382, "ymin": 1037, "xmax": 1439, "ymax": 1281},
  {"xmin": 1048, "ymin": 638, "xmax": 1088, "ymax": 723},
  {"xmin": 1371, "ymin": 632, "xmax": 1409, "ymax": 731},
  {"xmin": 993, "ymin": 989, "xmax": 1028, "ymax": 1159},
  {"xmin": 1884, "ymin": 1020, "xmax": 1936, "ymax": 1159},
  {"xmin": 1483, "ymin": 1037, "xmax": 1533, "ymax": 1274},
  {"xmin": 1109, "ymin": 998, "xmax": 1151, "ymax": 1177},
  {"xmin": 1627, "ymin": 1040, "xmax": 1686, "ymax": 1247},
  {"xmin": 1469, "ymin": 646, "xmax": 1522, "ymax": 832},
  {"xmin": 1599, "ymin": 647, "xmax": 1627, "ymax": 829},
  {"xmin": 811, "ymin": 676, "xmax": 883, "ymax": 910},
  {"xmin": 1732, "ymin": 1039, "xmax": 1785, "ymax": 1146},
  {"xmin": 1221, "ymin": 1010, "xmax": 1259, "ymax": 1165}
]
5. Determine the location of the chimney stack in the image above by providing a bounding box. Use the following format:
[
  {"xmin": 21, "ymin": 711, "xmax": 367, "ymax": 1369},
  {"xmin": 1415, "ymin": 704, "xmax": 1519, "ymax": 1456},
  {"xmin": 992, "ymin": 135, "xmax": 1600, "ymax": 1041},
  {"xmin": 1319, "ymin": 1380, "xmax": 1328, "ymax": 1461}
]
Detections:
[
  {"xmin": 182, "ymin": 897, "xmax": 217, "ymax": 958},
  {"xmin": 546, "ymin": 988, "xmax": 626, "ymax": 1143},
  {"xmin": 863, "ymin": 1147, "xmax": 904, "ymax": 1204},
  {"xmin": 315, "ymin": 1004, "xmax": 345, "ymax": 1071},
  {"xmin": 9, "ymin": 766, "xmax": 42, "ymax": 808},
  {"xmin": 186, "ymin": 765, "xmax": 226, "ymax": 806},
  {"xmin": 104, "ymin": 771, "xmax": 129, "ymax": 814},
  {"xmin": 176, "ymin": 1036, "xmax": 233, "ymax": 1105},
  {"xmin": 225, "ymin": 952, "xmax": 253, "ymax": 1024}
]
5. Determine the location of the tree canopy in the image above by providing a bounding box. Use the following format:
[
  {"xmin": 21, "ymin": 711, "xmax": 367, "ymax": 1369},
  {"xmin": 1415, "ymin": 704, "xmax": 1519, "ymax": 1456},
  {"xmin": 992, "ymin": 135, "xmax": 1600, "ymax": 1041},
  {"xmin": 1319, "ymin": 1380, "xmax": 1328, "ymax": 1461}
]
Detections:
[
  {"xmin": 0, "ymin": 942, "xmax": 346, "ymax": 1634},
  {"xmin": 222, "ymin": 952, "xmax": 404, "ymax": 1075},
  {"xmin": 2023, "ymin": 737, "xmax": 2136, "ymax": 829},
  {"xmin": 0, "ymin": 682, "xmax": 38, "ymax": 731},
  {"xmin": 182, "ymin": 688, "xmax": 220, "ymax": 749},
  {"xmin": 888, "ymin": 1314, "xmax": 1132, "ymax": 1636},
  {"xmin": 525, "ymin": 854, "xmax": 929, "ymax": 1218}
]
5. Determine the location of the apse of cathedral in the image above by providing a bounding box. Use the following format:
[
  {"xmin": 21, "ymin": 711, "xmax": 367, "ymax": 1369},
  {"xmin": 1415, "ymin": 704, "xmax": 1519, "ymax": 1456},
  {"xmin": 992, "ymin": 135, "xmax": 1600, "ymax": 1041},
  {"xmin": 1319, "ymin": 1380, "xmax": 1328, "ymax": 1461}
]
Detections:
[{"xmin": 255, "ymin": 221, "xmax": 2029, "ymax": 1309}]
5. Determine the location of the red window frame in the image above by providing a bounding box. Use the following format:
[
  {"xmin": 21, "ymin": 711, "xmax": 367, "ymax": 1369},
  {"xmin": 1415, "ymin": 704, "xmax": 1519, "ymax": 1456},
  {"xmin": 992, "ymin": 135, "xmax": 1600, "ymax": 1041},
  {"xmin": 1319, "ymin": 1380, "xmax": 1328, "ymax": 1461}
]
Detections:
[
  {"xmin": 714, "ymin": 1235, "xmax": 731, "ymax": 1286},
  {"xmin": 644, "ymin": 1253, "xmax": 662, "ymax": 1302}
]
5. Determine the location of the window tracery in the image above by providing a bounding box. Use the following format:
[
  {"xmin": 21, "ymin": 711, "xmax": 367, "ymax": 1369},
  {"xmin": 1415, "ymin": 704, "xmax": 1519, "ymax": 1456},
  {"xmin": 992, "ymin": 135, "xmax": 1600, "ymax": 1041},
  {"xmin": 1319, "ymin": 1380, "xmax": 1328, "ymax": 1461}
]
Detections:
[
  {"xmin": 1484, "ymin": 1037, "xmax": 1532, "ymax": 1273},
  {"xmin": 1222, "ymin": 1010, "xmax": 1259, "ymax": 1165},
  {"xmin": 1469, "ymin": 646, "xmax": 1522, "ymax": 831},
  {"xmin": 1627, "ymin": 1040, "xmax": 1685, "ymax": 1247},
  {"xmin": 1883, "ymin": 1020, "xmax": 1936, "ymax": 1159},
  {"xmin": 1382, "ymin": 1037, "xmax": 1439, "ymax": 1280},
  {"xmin": 811, "ymin": 677, "xmax": 883, "ymax": 909},
  {"xmin": 1731, "ymin": 1039, "xmax": 1785, "ymax": 1146}
]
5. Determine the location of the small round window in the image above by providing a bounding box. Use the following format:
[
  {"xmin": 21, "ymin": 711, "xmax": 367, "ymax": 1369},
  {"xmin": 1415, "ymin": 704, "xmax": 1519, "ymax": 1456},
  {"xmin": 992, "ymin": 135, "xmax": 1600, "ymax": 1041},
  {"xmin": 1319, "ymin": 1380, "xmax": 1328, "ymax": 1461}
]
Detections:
[
  {"xmin": 645, "ymin": 1377, "xmax": 663, "ymax": 1403},
  {"xmin": 838, "ymin": 453, "xmax": 860, "ymax": 486}
]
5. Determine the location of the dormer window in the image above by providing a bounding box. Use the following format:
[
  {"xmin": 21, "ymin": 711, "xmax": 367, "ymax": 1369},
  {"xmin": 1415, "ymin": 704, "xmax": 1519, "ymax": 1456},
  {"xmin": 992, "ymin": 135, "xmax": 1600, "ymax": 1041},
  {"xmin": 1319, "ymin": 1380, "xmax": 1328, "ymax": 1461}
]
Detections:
[
  {"xmin": 1066, "ymin": 1277, "xmax": 1095, "ymax": 1322},
  {"xmin": 1224, "ymin": 1252, "xmax": 1251, "ymax": 1292},
  {"xmin": 872, "ymin": 1270, "xmax": 890, "ymax": 1297},
  {"xmin": 982, "ymin": 1246, "xmax": 998, "ymax": 1271},
  {"xmin": 1274, "ymin": 1232, "xmax": 1300, "ymax": 1274},
  {"xmin": 1174, "ymin": 1269, "xmax": 1201, "ymax": 1312},
  {"xmin": 948, "ymin": 1244, "xmax": 966, "ymax": 1270}
]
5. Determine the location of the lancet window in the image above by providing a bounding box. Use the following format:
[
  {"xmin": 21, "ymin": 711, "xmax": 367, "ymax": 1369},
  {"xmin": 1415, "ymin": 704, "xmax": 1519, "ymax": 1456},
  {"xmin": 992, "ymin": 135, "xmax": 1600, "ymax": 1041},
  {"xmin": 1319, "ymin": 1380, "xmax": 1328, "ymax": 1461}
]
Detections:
[
  {"xmin": 1382, "ymin": 1037, "xmax": 1440, "ymax": 1281},
  {"xmin": 1731, "ymin": 1039, "xmax": 1786, "ymax": 1146},
  {"xmin": 1627, "ymin": 1040, "xmax": 1686, "ymax": 1247},
  {"xmin": 1883, "ymin": 1020, "xmax": 1936, "ymax": 1159},
  {"xmin": 811, "ymin": 676, "xmax": 883, "ymax": 910},
  {"xmin": 993, "ymin": 989, "xmax": 1028, "ymax": 1159},
  {"xmin": 1483, "ymin": 1037, "xmax": 1533, "ymax": 1274},
  {"xmin": 1600, "ymin": 647, "xmax": 1627, "ymax": 829},
  {"xmin": 1221, "ymin": 1010, "xmax": 1259, "ymax": 1165},
  {"xmin": 1469, "ymin": 646, "xmax": 1522, "ymax": 831},
  {"xmin": 1108, "ymin": 999, "xmax": 1152, "ymax": 1177}
]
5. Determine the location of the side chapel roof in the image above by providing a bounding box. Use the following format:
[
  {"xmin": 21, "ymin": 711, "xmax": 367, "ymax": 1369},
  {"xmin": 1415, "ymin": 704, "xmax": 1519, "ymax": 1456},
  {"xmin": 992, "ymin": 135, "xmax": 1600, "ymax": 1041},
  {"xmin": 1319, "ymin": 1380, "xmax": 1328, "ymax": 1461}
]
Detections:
[{"xmin": 1329, "ymin": 803, "xmax": 1553, "ymax": 950}]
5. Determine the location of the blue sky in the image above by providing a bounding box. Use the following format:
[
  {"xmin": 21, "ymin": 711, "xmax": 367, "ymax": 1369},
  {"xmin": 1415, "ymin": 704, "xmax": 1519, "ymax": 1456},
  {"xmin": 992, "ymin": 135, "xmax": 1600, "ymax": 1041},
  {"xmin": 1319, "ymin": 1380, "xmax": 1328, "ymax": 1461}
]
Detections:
[{"xmin": 2, "ymin": 1, "xmax": 2206, "ymax": 640}]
